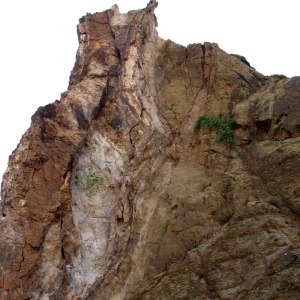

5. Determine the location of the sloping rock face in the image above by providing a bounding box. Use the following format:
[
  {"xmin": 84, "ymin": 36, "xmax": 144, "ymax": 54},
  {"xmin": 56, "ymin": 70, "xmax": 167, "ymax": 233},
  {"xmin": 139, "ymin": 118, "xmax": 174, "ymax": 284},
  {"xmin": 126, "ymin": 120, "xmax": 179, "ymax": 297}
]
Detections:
[{"xmin": 1, "ymin": 1, "xmax": 300, "ymax": 299}]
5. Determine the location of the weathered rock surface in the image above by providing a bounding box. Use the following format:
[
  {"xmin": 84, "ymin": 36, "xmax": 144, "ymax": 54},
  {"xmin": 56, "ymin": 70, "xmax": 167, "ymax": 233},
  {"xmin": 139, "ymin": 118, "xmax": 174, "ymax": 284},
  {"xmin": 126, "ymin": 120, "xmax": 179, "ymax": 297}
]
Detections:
[{"xmin": 1, "ymin": 1, "xmax": 300, "ymax": 299}]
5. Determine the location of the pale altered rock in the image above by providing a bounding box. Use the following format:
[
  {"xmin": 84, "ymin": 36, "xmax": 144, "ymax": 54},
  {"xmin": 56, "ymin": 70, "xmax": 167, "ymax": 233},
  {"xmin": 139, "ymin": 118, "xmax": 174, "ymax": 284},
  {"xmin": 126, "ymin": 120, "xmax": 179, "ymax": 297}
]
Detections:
[{"xmin": 1, "ymin": 1, "xmax": 300, "ymax": 299}]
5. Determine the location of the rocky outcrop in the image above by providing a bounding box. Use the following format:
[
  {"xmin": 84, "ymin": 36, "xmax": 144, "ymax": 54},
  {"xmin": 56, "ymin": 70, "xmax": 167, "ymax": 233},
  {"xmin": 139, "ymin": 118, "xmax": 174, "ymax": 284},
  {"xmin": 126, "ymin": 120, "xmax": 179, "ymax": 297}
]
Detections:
[{"xmin": 1, "ymin": 1, "xmax": 300, "ymax": 299}]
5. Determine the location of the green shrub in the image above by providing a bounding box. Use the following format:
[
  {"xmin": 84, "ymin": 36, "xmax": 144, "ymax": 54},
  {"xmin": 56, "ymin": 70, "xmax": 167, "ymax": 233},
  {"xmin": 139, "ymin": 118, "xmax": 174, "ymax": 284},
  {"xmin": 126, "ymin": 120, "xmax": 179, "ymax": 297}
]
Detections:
[
  {"xmin": 230, "ymin": 53, "xmax": 251, "ymax": 67},
  {"xmin": 269, "ymin": 74, "xmax": 287, "ymax": 79},
  {"xmin": 194, "ymin": 115, "xmax": 235, "ymax": 147},
  {"xmin": 75, "ymin": 169, "xmax": 105, "ymax": 196},
  {"xmin": 267, "ymin": 197, "xmax": 282, "ymax": 208}
]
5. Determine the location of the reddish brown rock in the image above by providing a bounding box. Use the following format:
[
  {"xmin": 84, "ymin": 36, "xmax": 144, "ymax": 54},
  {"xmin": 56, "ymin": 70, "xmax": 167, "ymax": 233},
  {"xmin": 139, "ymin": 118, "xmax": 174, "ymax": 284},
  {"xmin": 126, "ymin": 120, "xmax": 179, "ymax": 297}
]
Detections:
[{"xmin": 1, "ymin": 1, "xmax": 300, "ymax": 299}]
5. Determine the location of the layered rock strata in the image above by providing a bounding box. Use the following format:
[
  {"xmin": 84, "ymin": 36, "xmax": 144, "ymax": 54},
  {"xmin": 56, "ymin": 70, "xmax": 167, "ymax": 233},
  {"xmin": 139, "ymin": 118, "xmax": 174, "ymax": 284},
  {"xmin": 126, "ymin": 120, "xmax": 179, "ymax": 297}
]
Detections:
[{"xmin": 1, "ymin": 1, "xmax": 300, "ymax": 299}]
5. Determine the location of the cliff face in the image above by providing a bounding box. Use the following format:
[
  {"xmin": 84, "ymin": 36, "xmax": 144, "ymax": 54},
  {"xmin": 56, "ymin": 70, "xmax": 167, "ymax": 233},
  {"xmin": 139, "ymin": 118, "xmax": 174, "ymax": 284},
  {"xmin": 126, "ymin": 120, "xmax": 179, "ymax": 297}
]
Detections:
[{"xmin": 1, "ymin": 1, "xmax": 300, "ymax": 299}]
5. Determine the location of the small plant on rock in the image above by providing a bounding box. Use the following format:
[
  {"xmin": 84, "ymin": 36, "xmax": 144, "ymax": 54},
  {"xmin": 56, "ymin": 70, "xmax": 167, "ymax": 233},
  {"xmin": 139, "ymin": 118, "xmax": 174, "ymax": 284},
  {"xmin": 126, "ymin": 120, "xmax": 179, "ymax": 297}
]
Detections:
[
  {"xmin": 269, "ymin": 74, "xmax": 288, "ymax": 79},
  {"xmin": 75, "ymin": 167, "xmax": 105, "ymax": 196},
  {"xmin": 230, "ymin": 53, "xmax": 251, "ymax": 67},
  {"xmin": 194, "ymin": 115, "xmax": 236, "ymax": 147}
]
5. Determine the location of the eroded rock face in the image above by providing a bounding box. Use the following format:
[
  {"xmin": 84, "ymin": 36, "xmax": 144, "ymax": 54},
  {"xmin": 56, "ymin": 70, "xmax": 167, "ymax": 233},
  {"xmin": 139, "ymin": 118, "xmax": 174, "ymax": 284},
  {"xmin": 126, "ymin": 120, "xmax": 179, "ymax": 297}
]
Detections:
[{"xmin": 1, "ymin": 1, "xmax": 300, "ymax": 299}]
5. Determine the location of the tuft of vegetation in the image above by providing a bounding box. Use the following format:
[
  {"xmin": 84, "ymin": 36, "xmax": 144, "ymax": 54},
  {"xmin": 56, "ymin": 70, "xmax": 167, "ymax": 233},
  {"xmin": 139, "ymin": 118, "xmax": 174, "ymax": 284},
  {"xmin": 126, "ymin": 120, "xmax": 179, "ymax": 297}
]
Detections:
[
  {"xmin": 230, "ymin": 53, "xmax": 251, "ymax": 67},
  {"xmin": 194, "ymin": 115, "xmax": 236, "ymax": 147},
  {"xmin": 267, "ymin": 197, "xmax": 282, "ymax": 208},
  {"xmin": 269, "ymin": 74, "xmax": 288, "ymax": 79},
  {"xmin": 75, "ymin": 169, "xmax": 105, "ymax": 196}
]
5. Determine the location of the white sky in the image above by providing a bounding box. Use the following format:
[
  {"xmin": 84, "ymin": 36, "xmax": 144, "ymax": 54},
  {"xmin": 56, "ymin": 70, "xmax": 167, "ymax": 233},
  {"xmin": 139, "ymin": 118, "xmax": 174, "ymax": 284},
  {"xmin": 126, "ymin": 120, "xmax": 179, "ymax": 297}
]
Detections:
[{"xmin": 0, "ymin": 0, "xmax": 299, "ymax": 180}]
